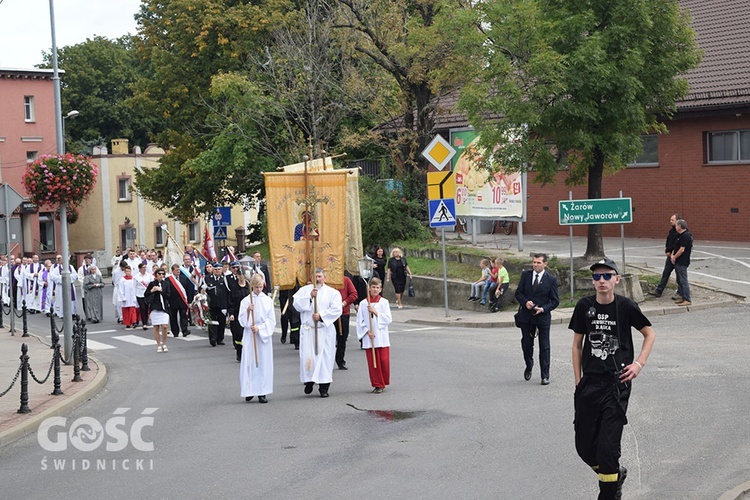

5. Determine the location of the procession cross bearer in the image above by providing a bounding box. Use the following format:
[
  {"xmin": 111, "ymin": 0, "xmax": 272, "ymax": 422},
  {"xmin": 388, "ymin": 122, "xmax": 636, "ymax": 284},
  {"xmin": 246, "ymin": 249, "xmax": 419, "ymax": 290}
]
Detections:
[{"xmin": 293, "ymin": 268, "xmax": 342, "ymax": 398}]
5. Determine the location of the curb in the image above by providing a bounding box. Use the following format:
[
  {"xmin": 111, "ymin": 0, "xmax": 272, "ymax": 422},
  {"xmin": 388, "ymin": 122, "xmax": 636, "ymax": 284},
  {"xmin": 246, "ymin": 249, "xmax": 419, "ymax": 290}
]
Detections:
[
  {"xmin": 0, "ymin": 353, "xmax": 108, "ymax": 449},
  {"xmin": 719, "ymin": 480, "xmax": 750, "ymax": 500}
]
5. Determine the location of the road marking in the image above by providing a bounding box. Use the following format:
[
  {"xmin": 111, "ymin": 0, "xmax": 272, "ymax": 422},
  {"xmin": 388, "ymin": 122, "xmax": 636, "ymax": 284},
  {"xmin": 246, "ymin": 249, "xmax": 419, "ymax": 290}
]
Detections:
[
  {"xmin": 175, "ymin": 335, "xmax": 205, "ymax": 341},
  {"xmin": 399, "ymin": 326, "xmax": 441, "ymax": 332},
  {"xmin": 113, "ymin": 335, "xmax": 156, "ymax": 346},
  {"xmin": 85, "ymin": 339, "xmax": 117, "ymax": 350},
  {"xmin": 690, "ymin": 271, "xmax": 750, "ymax": 286},
  {"xmin": 695, "ymin": 250, "xmax": 750, "ymax": 270},
  {"xmin": 87, "ymin": 329, "xmax": 118, "ymax": 334}
]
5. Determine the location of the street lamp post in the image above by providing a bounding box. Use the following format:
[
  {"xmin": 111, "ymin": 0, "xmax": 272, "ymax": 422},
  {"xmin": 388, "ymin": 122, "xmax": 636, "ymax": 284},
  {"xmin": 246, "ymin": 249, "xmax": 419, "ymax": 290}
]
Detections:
[
  {"xmin": 49, "ymin": 0, "xmax": 74, "ymax": 360},
  {"xmin": 62, "ymin": 110, "xmax": 79, "ymax": 152}
]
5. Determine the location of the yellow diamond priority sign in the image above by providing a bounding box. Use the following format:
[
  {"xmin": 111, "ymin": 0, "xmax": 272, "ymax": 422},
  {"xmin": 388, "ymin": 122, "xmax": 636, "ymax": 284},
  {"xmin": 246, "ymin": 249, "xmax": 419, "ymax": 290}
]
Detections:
[{"xmin": 422, "ymin": 134, "xmax": 456, "ymax": 171}]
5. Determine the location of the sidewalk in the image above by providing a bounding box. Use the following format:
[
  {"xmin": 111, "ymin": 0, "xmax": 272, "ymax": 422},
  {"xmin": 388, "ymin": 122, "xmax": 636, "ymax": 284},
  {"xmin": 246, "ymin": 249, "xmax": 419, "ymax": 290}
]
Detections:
[{"xmin": 0, "ymin": 329, "xmax": 106, "ymax": 448}]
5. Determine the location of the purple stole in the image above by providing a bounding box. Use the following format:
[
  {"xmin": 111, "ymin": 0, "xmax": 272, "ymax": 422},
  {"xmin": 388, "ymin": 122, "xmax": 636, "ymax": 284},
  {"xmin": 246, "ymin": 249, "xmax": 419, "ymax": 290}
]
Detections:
[
  {"xmin": 41, "ymin": 268, "xmax": 49, "ymax": 310},
  {"xmin": 55, "ymin": 264, "xmax": 76, "ymax": 301}
]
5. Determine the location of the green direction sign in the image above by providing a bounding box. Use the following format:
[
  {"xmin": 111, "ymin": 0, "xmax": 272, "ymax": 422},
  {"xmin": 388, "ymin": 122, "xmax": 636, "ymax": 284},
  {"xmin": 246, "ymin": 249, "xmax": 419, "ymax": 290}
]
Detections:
[{"xmin": 558, "ymin": 198, "xmax": 632, "ymax": 225}]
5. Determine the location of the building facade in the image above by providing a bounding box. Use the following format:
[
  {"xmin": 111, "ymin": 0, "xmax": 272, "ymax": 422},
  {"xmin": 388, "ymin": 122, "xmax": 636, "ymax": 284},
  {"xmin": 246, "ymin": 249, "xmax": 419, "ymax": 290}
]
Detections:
[{"xmin": 0, "ymin": 68, "xmax": 62, "ymax": 259}]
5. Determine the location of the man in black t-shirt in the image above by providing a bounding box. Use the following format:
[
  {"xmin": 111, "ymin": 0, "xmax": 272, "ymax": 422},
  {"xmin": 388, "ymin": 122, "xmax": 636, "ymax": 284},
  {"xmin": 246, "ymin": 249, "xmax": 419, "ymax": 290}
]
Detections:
[
  {"xmin": 649, "ymin": 213, "xmax": 680, "ymax": 298},
  {"xmin": 570, "ymin": 258, "xmax": 655, "ymax": 500},
  {"xmin": 672, "ymin": 219, "xmax": 693, "ymax": 306}
]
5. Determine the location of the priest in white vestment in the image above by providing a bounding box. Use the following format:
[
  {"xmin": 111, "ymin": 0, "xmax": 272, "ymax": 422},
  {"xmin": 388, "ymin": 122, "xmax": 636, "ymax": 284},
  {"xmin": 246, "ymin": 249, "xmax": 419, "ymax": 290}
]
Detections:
[
  {"xmin": 238, "ymin": 274, "xmax": 275, "ymax": 403},
  {"xmin": 293, "ymin": 268, "xmax": 342, "ymax": 398}
]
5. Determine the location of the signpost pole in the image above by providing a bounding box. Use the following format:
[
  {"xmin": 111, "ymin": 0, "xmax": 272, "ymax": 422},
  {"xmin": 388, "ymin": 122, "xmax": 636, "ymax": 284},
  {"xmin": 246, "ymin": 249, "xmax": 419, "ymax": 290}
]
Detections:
[
  {"xmin": 568, "ymin": 191, "xmax": 574, "ymax": 301},
  {"xmin": 620, "ymin": 190, "xmax": 626, "ymax": 274},
  {"xmin": 442, "ymin": 228, "xmax": 449, "ymax": 317}
]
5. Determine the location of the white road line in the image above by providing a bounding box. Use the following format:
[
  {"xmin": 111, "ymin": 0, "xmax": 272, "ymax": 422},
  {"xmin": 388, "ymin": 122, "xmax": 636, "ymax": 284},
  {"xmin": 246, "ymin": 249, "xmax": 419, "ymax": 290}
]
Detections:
[
  {"xmin": 87, "ymin": 329, "xmax": 118, "ymax": 334},
  {"xmin": 85, "ymin": 339, "xmax": 117, "ymax": 350},
  {"xmin": 695, "ymin": 250, "xmax": 750, "ymax": 270},
  {"xmin": 175, "ymin": 335, "xmax": 205, "ymax": 341},
  {"xmin": 690, "ymin": 271, "xmax": 750, "ymax": 286},
  {"xmin": 399, "ymin": 326, "xmax": 441, "ymax": 332},
  {"xmin": 112, "ymin": 335, "xmax": 157, "ymax": 346}
]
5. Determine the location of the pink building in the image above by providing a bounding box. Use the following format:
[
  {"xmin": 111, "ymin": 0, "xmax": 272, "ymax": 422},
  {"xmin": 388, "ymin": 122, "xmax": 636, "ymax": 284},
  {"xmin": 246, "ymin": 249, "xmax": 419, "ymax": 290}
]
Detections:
[{"xmin": 0, "ymin": 68, "xmax": 62, "ymax": 259}]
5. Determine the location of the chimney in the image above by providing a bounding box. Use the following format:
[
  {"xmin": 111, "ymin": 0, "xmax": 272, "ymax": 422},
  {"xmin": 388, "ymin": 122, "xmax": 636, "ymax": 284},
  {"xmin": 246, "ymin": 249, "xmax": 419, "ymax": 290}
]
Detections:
[{"xmin": 111, "ymin": 138, "xmax": 129, "ymax": 155}]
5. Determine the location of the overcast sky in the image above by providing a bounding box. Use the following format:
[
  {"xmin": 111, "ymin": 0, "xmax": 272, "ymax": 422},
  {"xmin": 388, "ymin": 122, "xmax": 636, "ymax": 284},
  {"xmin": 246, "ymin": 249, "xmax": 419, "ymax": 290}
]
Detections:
[{"xmin": 0, "ymin": 0, "xmax": 142, "ymax": 69}]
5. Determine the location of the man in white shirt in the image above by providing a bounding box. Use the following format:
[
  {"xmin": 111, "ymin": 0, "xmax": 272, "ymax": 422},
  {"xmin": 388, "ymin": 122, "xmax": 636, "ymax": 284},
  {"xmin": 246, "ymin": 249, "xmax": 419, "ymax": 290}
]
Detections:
[{"xmin": 293, "ymin": 268, "xmax": 343, "ymax": 398}]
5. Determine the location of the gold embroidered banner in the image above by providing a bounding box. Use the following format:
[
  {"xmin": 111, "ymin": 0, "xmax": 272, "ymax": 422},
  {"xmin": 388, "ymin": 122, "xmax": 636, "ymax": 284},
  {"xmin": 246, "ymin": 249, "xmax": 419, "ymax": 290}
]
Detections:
[{"xmin": 265, "ymin": 170, "xmax": 348, "ymax": 289}]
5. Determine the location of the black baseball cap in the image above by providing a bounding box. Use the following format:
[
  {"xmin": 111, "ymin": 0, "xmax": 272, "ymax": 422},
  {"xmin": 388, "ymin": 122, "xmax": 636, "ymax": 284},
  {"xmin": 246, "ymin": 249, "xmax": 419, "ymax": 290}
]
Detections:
[{"xmin": 589, "ymin": 258, "xmax": 619, "ymax": 275}]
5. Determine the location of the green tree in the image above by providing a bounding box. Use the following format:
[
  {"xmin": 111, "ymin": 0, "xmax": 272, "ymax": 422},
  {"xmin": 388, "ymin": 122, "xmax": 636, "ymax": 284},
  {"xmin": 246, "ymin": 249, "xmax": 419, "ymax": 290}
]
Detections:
[
  {"xmin": 333, "ymin": 0, "xmax": 480, "ymax": 207},
  {"xmin": 41, "ymin": 36, "xmax": 160, "ymax": 153},
  {"xmin": 460, "ymin": 0, "xmax": 701, "ymax": 258}
]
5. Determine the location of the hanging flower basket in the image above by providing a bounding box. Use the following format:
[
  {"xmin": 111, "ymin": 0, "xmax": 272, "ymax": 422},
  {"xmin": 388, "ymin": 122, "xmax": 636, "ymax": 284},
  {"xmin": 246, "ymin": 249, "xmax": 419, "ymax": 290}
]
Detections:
[
  {"xmin": 22, "ymin": 153, "xmax": 99, "ymax": 208},
  {"xmin": 54, "ymin": 205, "xmax": 79, "ymax": 224}
]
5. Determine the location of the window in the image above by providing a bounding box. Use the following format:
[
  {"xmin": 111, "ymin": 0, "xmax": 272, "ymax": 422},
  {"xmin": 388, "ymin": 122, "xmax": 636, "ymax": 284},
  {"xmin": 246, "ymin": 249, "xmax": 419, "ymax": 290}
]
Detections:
[
  {"xmin": 24, "ymin": 96, "xmax": 35, "ymax": 122},
  {"xmin": 27, "ymin": 151, "xmax": 38, "ymax": 164},
  {"xmin": 117, "ymin": 175, "xmax": 132, "ymax": 202},
  {"xmin": 628, "ymin": 134, "xmax": 658, "ymax": 166},
  {"xmin": 188, "ymin": 221, "xmax": 200, "ymax": 242},
  {"xmin": 39, "ymin": 213, "xmax": 55, "ymax": 252},
  {"xmin": 708, "ymin": 130, "xmax": 750, "ymax": 163},
  {"xmin": 155, "ymin": 225, "xmax": 166, "ymax": 247}
]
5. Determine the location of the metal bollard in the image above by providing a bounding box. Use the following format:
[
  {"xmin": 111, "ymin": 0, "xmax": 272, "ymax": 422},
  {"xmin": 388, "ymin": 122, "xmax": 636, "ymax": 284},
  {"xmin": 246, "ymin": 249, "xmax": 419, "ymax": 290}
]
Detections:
[
  {"xmin": 0, "ymin": 297, "xmax": 4, "ymax": 330},
  {"xmin": 80, "ymin": 319, "xmax": 90, "ymax": 372},
  {"xmin": 21, "ymin": 299, "xmax": 28, "ymax": 337},
  {"xmin": 51, "ymin": 326, "xmax": 63, "ymax": 396},
  {"xmin": 71, "ymin": 325, "xmax": 82, "ymax": 383},
  {"xmin": 18, "ymin": 343, "xmax": 31, "ymax": 413}
]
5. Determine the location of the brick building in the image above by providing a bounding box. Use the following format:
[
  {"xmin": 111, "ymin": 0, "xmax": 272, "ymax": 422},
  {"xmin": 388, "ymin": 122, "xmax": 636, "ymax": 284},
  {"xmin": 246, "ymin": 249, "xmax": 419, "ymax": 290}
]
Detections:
[{"xmin": 376, "ymin": 0, "xmax": 750, "ymax": 242}]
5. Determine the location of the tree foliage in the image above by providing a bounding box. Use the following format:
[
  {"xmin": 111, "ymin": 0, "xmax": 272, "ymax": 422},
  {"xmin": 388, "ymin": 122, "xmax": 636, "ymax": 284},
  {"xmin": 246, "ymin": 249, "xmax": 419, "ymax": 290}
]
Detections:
[
  {"xmin": 460, "ymin": 0, "xmax": 701, "ymax": 257},
  {"xmin": 359, "ymin": 175, "xmax": 431, "ymax": 249},
  {"xmin": 41, "ymin": 36, "xmax": 160, "ymax": 154}
]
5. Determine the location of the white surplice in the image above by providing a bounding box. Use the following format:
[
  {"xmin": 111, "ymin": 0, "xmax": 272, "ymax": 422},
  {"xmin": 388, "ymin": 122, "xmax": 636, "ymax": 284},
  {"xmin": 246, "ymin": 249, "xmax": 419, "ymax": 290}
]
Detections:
[
  {"xmin": 293, "ymin": 283, "xmax": 342, "ymax": 385},
  {"xmin": 238, "ymin": 291, "xmax": 275, "ymax": 398},
  {"xmin": 49, "ymin": 264, "xmax": 78, "ymax": 317},
  {"xmin": 356, "ymin": 296, "xmax": 393, "ymax": 349}
]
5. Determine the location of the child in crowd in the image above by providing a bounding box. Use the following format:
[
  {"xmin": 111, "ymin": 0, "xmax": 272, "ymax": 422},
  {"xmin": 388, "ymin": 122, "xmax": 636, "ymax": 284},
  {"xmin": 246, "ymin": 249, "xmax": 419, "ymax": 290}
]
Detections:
[
  {"xmin": 489, "ymin": 258, "xmax": 510, "ymax": 312},
  {"xmin": 480, "ymin": 259, "xmax": 499, "ymax": 305},
  {"xmin": 469, "ymin": 259, "xmax": 491, "ymax": 301}
]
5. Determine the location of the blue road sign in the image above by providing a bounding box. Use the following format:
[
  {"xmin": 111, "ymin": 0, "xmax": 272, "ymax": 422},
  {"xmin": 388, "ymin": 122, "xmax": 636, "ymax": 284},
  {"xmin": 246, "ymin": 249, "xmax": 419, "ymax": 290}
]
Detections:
[
  {"xmin": 212, "ymin": 207, "xmax": 232, "ymax": 227},
  {"xmin": 213, "ymin": 225, "xmax": 228, "ymax": 240},
  {"xmin": 429, "ymin": 198, "xmax": 456, "ymax": 228}
]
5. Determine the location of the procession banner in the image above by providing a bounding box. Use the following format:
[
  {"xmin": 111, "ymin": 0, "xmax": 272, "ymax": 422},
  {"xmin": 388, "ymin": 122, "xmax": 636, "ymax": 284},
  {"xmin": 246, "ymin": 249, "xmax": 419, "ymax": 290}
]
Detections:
[
  {"xmin": 265, "ymin": 170, "xmax": 348, "ymax": 289},
  {"xmin": 451, "ymin": 129, "xmax": 524, "ymax": 218}
]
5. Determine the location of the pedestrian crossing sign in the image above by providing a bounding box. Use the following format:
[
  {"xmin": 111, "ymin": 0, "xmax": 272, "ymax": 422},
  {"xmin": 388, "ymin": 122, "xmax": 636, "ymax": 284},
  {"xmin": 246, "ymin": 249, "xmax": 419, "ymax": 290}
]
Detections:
[
  {"xmin": 213, "ymin": 225, "xmax": 228, "ymax": 240},
  {"xmin": 429, "ymin": 199, "xmax": 456, "ymax": 228}
]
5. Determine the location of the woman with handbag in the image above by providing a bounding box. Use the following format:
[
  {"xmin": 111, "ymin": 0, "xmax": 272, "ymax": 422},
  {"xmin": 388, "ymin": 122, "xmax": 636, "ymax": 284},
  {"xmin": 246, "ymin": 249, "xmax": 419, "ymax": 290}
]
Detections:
[
  {"xmin": 145, "ymin": 268, "xmax": 171, "ymax": 353},
  {"xmin": 385, "ymin": 247, "xmax": 412, "ymax": 309}
]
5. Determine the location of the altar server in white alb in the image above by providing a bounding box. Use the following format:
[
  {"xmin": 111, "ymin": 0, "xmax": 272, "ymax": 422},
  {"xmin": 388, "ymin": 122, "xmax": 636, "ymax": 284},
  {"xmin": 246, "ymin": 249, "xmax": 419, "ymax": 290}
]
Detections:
[
  {"xmin": 25, "ymin": 255, "xmax": 44, "ymax": 313},
  {"xmin": 356, "ymin": 277, "xmax": 393, "ymax": 393},
  {"xmin": 293, "ymin": 268, "xmax": 343, "ymax": 398},
  {"xmin": 50, "ymin": 255, "xmax": 78, "ymax": 318},
  {"xmin": 238, "ymin": 274, "xmax": 275, "ymax": 404}
]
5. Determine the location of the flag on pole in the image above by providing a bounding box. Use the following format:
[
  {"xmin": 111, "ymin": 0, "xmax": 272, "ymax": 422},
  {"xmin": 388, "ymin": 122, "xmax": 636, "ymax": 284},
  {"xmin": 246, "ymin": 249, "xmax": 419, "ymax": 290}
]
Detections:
[
  {"xmin": 164, "ymin": 233, "xmax": 184, "ymax": 271},
  {"xmin": 203, "ymin": 225, "xmax": 216, "ymax": 262}
]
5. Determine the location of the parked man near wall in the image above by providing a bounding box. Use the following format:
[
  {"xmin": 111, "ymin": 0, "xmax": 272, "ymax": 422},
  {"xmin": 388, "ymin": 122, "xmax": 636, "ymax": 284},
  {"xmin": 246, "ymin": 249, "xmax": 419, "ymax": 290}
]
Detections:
[
  {"xmin": 672, "ymin": 219, "xmax": 693, "ymax": 306},
  {"xmin": 648, "ymin": 213, "xmax": 680, "ymax": 298},
  {"xmin": 515, "ymin": 253, "xmax": 559, "ymax": 385}
]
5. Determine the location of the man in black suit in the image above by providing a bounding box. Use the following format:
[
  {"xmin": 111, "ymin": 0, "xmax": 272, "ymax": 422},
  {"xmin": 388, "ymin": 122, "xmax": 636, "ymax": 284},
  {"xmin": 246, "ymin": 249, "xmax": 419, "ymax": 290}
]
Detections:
[
  {"xmin": 515, "ymin": 253, "xmax": 560, "ymax": 385},
  {"xmin": 164, "ymin": 264, "xmax": 193, "ymax": 337},
  {"xmin": 203, "ymin": 262, "xmax": 230, "ymax": 346},
  {"xmin": 250, "ymin": 251, "xmax": 272, "ymax": 294}
]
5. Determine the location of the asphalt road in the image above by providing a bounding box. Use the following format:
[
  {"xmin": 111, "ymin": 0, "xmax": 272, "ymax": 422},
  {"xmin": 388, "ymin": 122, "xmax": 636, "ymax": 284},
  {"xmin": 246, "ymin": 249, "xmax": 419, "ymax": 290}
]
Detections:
[{"xmin": 1, "ymin": 294, "xmax": 749, "ymax": 499}]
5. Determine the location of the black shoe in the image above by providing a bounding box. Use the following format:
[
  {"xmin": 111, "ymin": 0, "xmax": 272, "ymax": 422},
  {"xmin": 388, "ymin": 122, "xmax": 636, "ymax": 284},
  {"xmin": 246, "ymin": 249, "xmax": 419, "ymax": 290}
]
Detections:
[
  {"xmin": 210, "ymin": 342, "xmax": 217, "ymax": 347},
  {"xmin": 183, "ymin": 331, "xmax": 191, "ymax": 337},
  {"xmin": 295, "ymin": 345, "xmax": 300, "ymax": 350},
  {"xmin": 647, "ymin": 290, "xmax": 662, "ymax": 297},
  {"xmin": 280, "ymin": 335, "xmax": 287, "ymax": 344},
  {"xmin": 236, "ymin": 351, "xmax": 241, "ymax": 362},
  {"xmin": 258, "ymin": 395, "xmax": 268, "ymax": 404},
  {"xmin": 541, "ymin": 378, "xmax": 550, "ymax": 385},
  {"xmin": 319, "ymin": 391, "xmax": 329, "ymax": 398},
  {"xmin": 524, "ymin": 368, "xmax": 532, "ymax": 381},
  {"xmin": 615, "ymin": 467, "xmax": 627, "ymax": 500},
  {"xmin": 217, "ymin": 341, "xmax": 225, "ymax": 345},
  {"xmin": 172, "ymin": 331, "xmax": 179, "ymax": 337},
  {"xmin": 337, "ymin": 364, "xmax": 348, "ymax": 370},
  {"xmin": 304, "ymin": 382, "xmax": 314, "ymax": 395},
  {"xmin": 245, "ymin": 396, "xmax": 254, "ymax": 402}
]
